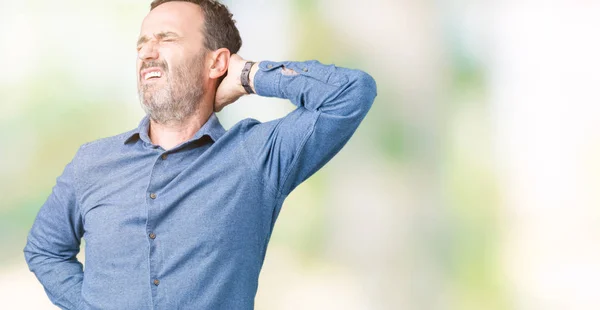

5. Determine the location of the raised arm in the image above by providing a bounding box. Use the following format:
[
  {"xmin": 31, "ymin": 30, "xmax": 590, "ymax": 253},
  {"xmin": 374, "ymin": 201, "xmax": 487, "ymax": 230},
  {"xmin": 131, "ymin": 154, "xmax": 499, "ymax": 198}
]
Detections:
[
  {"xmin": 216, "ymin": 55, "xmax": 377, "ymax": 197},
  {"xmin": 24, "ymin": 149, "xmax": 85, "ymax": 310}
]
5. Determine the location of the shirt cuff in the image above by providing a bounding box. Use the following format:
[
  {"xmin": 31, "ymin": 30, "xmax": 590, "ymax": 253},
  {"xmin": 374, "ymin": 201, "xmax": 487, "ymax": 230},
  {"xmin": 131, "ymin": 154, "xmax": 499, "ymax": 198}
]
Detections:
[{"xmin": 253, "ymin": 61, "xmax": 285, "ymax": 98}]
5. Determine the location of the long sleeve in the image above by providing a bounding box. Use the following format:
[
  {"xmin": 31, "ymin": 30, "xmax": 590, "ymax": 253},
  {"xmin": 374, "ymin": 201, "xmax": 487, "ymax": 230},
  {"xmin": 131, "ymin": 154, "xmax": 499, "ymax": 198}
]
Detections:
[
  {"xmin": 243, "ymin": 60, "xmax": 377, "ymax": 197},
  {"xmin": 24, "ymin": 148, "xmax": 85, "ymax": 310}
]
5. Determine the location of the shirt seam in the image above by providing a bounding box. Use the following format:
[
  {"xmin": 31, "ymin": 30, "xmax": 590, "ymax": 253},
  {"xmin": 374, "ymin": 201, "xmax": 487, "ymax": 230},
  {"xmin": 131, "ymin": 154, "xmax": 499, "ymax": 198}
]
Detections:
[
  {"xmin": 277, "ymin": 111, "xmax": 320, "ymax": 198},
  {"xmin": 74, "ymin": 143, "xmax": 88, "ymax": 228}
]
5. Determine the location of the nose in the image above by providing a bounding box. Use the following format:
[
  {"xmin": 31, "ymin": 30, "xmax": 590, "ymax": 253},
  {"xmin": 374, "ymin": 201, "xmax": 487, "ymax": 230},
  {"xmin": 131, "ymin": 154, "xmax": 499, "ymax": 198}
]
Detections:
[{"xmin": 138, "ymin": 41, "xmax": 159, "ymax": 61}]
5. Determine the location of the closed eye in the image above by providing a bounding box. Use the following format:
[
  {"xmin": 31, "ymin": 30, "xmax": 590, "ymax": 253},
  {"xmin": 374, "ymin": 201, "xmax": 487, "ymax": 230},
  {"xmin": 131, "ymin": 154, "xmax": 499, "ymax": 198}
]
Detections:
[
  {"xmin": 157, "ymin": 31, "xmax": 180, "ymax": 42},
  {"xmin": 136, "ymin": 31, "xmax": 180, "ymax": 50}
]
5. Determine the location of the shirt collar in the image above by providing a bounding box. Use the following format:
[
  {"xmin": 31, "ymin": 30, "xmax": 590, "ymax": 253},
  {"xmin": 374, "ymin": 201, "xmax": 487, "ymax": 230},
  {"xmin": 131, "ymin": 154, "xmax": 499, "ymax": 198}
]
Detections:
[{"xmin": 123, "ymin": 113, "xmax": 226, "ymax": 145}]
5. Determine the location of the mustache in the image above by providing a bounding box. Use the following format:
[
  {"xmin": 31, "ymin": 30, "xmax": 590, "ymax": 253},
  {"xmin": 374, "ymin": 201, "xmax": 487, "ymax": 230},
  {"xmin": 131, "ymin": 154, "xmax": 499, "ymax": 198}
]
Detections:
[{"xmin": 140, "ymin": 60, "xmax": 168, "ymax": 72}]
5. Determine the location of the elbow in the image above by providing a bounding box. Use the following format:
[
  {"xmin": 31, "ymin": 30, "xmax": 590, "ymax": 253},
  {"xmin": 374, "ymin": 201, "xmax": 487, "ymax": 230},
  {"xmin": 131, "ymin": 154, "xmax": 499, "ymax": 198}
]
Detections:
[
  {"xmin": 23, "ymin": 239, "xmax": 38, "ymax": 270},
  {"xmin": 23, "ymin": 236, "xmax": 46, "ymax": 272},
  {"xmin": 342, "ymin": 69, "xmax": 378, "ymax": 118},
  {"xmin": 316, "ymin": 66, "xmax": 378, "ymax": 121},
  {"xmin": 354, "ymin": 70, "xmax": 377, "ymax": 106}
]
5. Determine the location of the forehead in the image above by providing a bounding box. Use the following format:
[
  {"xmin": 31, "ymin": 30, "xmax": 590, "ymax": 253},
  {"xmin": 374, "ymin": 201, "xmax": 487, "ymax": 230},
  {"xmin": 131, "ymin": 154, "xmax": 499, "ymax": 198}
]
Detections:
[{"xmin": 140, "ymin": 2, "xmax": 204, "ymax": 37}]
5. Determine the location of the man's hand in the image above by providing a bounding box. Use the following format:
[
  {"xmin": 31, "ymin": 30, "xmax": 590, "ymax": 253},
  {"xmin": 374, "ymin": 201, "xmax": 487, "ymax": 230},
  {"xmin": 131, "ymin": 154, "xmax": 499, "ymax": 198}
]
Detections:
[{"xmin": 214, "ymin": 54, "xmax": 258, "ymax": 112}]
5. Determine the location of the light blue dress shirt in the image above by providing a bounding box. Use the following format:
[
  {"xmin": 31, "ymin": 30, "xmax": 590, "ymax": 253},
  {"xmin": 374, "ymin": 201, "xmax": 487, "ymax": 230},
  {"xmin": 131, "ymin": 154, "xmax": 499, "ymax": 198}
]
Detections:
[{"xmin": 24, "ymin": 60, "xmax": 377, "ymax": 309}]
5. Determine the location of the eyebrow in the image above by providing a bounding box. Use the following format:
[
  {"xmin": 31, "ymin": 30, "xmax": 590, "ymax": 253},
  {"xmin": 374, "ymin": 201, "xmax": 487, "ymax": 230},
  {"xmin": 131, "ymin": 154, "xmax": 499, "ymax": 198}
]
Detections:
[{"xmin": 137, "ymin": 31, "xmax": 180, "ymax": 46}]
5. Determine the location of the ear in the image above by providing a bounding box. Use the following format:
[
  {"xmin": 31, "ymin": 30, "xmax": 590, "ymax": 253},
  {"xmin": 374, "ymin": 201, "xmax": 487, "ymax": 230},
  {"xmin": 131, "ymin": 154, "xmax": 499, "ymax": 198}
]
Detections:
[{"xmin": 208, "ymin": 48, "xmax": 231, "ymax": 80}]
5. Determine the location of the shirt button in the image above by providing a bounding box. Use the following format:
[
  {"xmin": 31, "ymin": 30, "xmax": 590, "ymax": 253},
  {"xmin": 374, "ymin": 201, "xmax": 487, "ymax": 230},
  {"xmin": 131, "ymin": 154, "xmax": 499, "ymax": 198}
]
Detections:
[
  {"xmin": 150, "ymin": 193, "xmax": 157, "ymax": 199},
  {"xmin": 161, "ymin": 154, "xmax": 168, "ymax": 160},
  {"xmin": 149, "ymin": 233, "xmax": 156, "ymax": 239},
  {"xmin": 267, "ymin": 64, "xmax": 273, "ymax": 69},
  {"xmin": 302, "ymin": 68, "xmax": 308, "ymax": 72},
  {"xmin": 153, "ymin": 279, "xmax": 160, "ymax": 286}
]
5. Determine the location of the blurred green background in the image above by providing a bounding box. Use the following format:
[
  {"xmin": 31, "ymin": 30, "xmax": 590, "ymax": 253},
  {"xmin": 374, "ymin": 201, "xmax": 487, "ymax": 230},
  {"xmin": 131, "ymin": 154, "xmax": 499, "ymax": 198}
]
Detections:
[{"xmin": 2, "ymin": 1, "xmax": 600, "ymax": 309}]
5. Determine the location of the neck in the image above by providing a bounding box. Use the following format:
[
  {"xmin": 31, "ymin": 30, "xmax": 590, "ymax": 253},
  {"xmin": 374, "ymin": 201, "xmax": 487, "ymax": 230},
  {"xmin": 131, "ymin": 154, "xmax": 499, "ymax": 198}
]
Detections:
[{"xmin": 148, "ymin": 107, "xmax": 212, "ymax": 150}]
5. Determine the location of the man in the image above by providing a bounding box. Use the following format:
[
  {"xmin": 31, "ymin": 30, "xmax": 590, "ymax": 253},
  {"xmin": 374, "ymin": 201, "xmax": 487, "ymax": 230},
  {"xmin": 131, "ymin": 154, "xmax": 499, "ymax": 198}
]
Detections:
[{"xmin": 24, "ymin": 0, "xmax": 376, "ymax": 309}]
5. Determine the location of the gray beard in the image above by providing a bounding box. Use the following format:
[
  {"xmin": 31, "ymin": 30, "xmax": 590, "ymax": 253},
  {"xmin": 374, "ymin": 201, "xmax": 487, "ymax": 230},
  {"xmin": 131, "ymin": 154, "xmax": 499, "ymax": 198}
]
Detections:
[{"xmin": 138, "ymin": 57, "xmax": 204, "ymax": 125}]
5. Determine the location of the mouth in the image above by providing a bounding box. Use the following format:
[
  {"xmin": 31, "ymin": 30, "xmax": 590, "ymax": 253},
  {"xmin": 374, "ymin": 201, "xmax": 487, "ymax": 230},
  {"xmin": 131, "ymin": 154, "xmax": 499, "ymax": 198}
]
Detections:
[{"xmin": 140, "ymin": 67, "xmax": 164, "ymax": 82}]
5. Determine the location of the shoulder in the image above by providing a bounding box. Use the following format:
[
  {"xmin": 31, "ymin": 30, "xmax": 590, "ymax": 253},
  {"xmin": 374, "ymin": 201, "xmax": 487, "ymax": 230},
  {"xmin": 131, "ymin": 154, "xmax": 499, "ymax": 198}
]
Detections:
[
  {"xmin": 66, "ymin": 128, "xmax": 137, "ymax": 181},
  {"xmin": 223, "ymin": 117, "xmax": 283, "ymax": 142},
  {"xmin": 74, "ymin": 128, "xmax": 138, "ymax": 159},
  {"xmin": 227, "ymin": 118, "xmax": 263, "ymax": 134}
]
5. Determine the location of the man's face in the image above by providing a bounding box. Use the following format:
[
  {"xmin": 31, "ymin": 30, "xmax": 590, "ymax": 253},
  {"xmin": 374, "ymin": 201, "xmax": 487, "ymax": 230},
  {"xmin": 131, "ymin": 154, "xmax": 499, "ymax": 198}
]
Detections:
[{"xmin": 136, "ymin": 2, "xmax": 208, "ymax": 124}]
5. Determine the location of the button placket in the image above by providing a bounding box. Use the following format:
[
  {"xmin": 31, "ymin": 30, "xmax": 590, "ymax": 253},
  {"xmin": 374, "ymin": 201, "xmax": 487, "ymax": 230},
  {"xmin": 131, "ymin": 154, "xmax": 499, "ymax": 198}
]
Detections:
[{"xmin": 146, "ymin": 151, "xmax": 166, "ymax": 302}]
